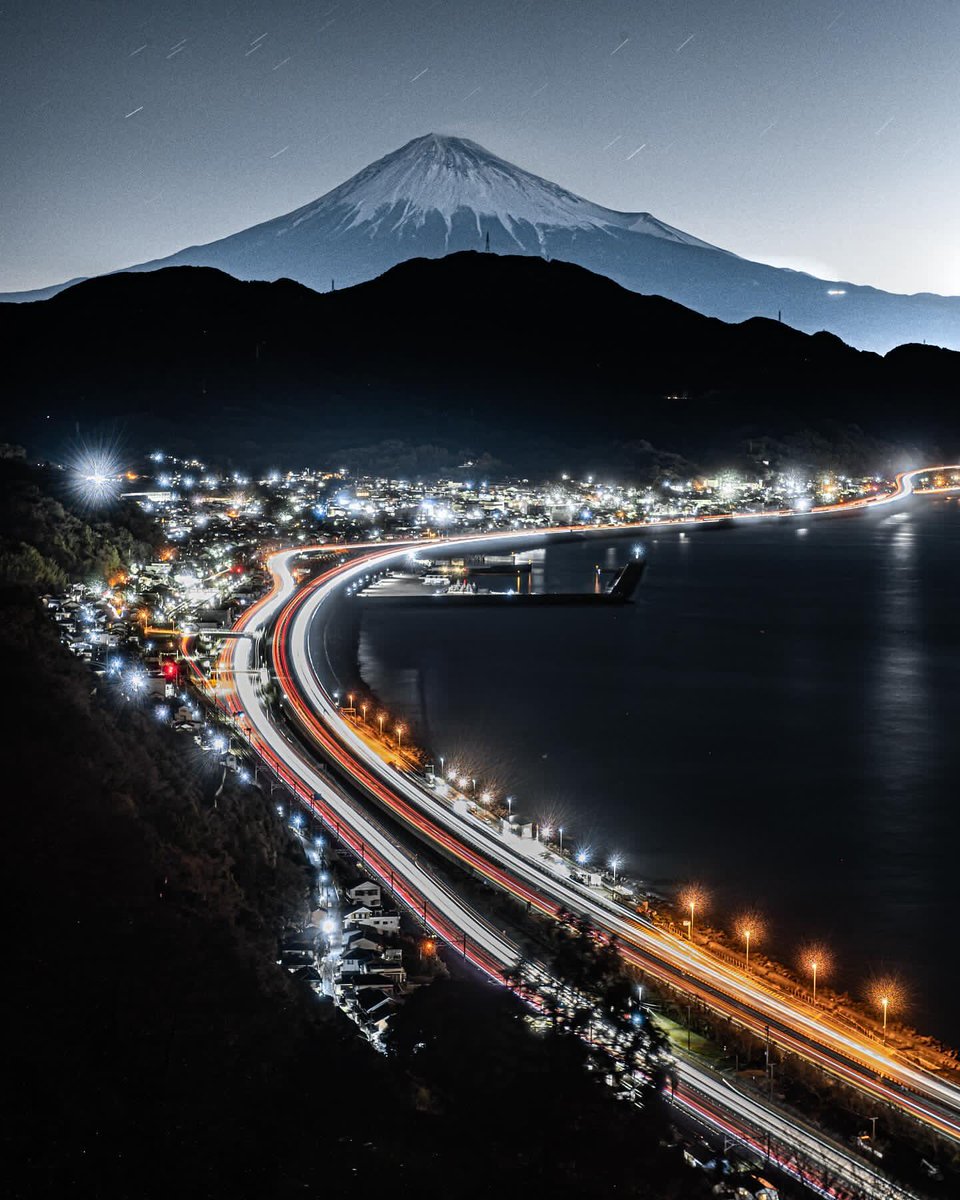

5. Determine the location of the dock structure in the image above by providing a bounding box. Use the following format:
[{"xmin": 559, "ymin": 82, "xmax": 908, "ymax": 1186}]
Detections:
[{"xmin": 357, "ymin": 557, "xmax": 646, "ymax": 607}]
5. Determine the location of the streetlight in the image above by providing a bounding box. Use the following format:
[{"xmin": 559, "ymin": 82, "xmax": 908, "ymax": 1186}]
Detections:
[
  {"xmin": 743, "ymin": 927, "xmax": 752, "ymax": 970},
  {"xmin": 377, "ymin": 711, "xmax": 386, "ymax": 735},
  {"xmin": 609, "ymin": 855, "xmax": 622, "ymax": 882},
  {"xmin": 558, "ymin": 826, "xmax": 564, "ymax": 854},
  {"xmin": 800, "ymin": 944, "xmax": 829, "ymax": 1007},
  {"xmin": 395, "ymin": 723, "xmax": 404, "ymax": 749},
  {"xmin": 360, "ymin": 702, "xmax": 368, "ymax": 723},
  {"xmin": 679, "ymin": 886, "xmax": 704, "ymax": 941}
]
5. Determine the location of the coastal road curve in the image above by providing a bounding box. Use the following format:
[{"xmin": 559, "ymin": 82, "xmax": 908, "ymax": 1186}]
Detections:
[{"xmin": 208, "ymin": 465, "xmax": 959, "ymax": 1195}]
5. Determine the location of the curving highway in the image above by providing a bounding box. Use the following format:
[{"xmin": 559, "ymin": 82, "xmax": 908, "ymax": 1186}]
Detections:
[{"xmin": 209, "ymin": 465, "xmax": 960, "ymax": 1198}]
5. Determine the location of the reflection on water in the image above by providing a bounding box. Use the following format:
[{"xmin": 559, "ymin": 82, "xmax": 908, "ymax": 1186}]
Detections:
[{"xmin": 346, "ymin": 498, "xmax": 960, "ymax": 1042}]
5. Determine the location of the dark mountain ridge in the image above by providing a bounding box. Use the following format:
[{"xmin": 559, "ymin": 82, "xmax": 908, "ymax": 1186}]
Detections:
[{"xmin": 3, "ymin": 251, "xmax": 956, "ymax": 471}]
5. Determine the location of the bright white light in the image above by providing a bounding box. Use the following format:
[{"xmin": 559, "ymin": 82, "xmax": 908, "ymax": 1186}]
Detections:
[
  {"xmin": 576, "ymin": 849, "xmax": 591, "ymax": 865},
  {"xmin": 69, "ymin": 447, "xmax": 122, "ymax": 508}
]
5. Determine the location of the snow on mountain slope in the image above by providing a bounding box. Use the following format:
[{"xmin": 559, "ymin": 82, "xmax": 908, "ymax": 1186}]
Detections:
[{"xmin": 270, "ymin": 133, "xmax": 721, "ymax": 249}]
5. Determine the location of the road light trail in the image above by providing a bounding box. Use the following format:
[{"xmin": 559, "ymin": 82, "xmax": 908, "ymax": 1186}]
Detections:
[
  {"xmin": 212, "ymin": 536, "xmax": 932, "ymax": 1199},
  {"xmin": 215, "ymin": 602, "xmax": 919, "ymax": 1197},
  {"xmin": 210, "ymin": 466, "xmax": 959, "ymax": 1189},
  {"xmin": 263, "ymin": 467, "xmax": 960, "ymax": 1112},
  {"xmin": 278, "ymin": 531, "xmax": 960, "ymax": 1140}
]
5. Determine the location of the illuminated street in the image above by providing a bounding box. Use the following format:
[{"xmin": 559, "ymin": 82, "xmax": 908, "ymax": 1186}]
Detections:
[{"xmin": 201, "ymin": 466, "xmax": 960, "ymax": 1197}]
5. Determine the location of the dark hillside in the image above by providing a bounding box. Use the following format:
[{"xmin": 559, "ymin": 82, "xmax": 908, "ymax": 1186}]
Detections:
[
  {"xmin": 0, "ymin": 457, "xmax": 708, "ymax": 1199},
  {"xmin": 3, "ymin": 253, "xmax": 957, "ymax": 471}
]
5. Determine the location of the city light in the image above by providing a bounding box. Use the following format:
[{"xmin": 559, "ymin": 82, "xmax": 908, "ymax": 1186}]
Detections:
[
  {"xmin": 736, "ymin": 914, "xmax": 763, "ymax": 970},
  {"xmin": 68, "ymin": 446, "xmax": 123, "ymax": 508},
  {"xmin": 799, "ymin": 944, "xmax": 831, "ymax": 1006},
  {"xmin": 870, "ymin": 978, "xmax": 905, "ymax": 1043},
  {"xmin": 679, "ymin": 885, "xmax": 706, "ymax": 940},
  {"xmin": 608, "ymin": 854, "xmax": 622, "ymax": 882}
]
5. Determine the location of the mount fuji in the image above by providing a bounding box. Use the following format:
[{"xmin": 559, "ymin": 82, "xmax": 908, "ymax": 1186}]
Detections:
[{"xmin": 4, "ymin": 133, "xmax": 958, "ymax": 352}]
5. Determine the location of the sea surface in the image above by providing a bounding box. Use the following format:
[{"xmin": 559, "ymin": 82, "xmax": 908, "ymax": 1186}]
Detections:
[{"xmin": 329, "ymin": 496, "xmax": 960, "ymax": 1043}]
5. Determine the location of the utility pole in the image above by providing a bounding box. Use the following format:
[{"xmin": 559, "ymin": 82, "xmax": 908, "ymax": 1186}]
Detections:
[{"xmin": 766, "ymin": 1024, "xmax": 773, "ymax": 1099}]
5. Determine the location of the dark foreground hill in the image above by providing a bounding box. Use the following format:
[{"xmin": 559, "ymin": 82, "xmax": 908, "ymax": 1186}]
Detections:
[
  {"xmin": 3, "ymin": 251, "xmax": 957, "ymax": 472},
  {"xmin": 0, "ymin": 455, "xmax": 707, "ymax": 1200}
]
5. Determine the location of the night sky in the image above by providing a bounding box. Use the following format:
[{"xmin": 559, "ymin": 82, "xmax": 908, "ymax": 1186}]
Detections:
[{"xmin": 3, "ymin": 0, "xmax": 958, "ymax": 296}]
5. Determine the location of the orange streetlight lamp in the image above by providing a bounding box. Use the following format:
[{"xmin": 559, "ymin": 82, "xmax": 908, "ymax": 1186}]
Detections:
[
  {"xmin": 395, "ymin": 723, "xmax": 404, "ymax": 749},
  {"xmin": 742, "ymin": 927, "xmax": 753, "ymax": 970},
  {"xmin": 360, "ymin": 702, "xmax": 368, "ymax": 723},
  {"xmin": 377, "ymin": 712, "xmax": 386, "ymax": 736},
  {"xmin": 881, "ymin": 995, "xmax": 890, "ymax": 1043},
  {"xmin": 810, "ymin": 958, "xmax": 820, "ymax": 1006}
]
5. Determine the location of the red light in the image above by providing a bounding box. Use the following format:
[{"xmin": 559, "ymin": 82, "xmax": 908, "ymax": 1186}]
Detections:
[{"xmin": 162, "ymin": 662, "xmax": 179, "ymax": 679}]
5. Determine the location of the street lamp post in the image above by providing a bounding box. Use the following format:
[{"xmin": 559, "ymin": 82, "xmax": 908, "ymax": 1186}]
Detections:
[
  {"xmin": 395, "ymin": 723, "xmax": 404, "ymax": 749},
  {"xmin": 743, "ymin": 928, "xmax": 752, "ymax": 970},
  {"xmin": 377, "ymin": 712, "xmax": 385, "ymax": 736},
  {"xmin": 810, "ymin": 959, "xmax": 819, "ymax": 1006},
  {"xmin": 558, "ymin": 826, "xmax": 564, "ymax": 855},
  {"xmin": 881, "ymin": 995, "xmax": 889, "ymax": 1043},
  {"xmin": 689, "ymin": 898, "xmax": 696, "ymax": 940}
]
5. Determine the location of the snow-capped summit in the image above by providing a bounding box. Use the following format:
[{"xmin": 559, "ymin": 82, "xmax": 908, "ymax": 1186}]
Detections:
[
  {"xmin": 4, "ymin": 132, "xmax": 959, "ymax": 352},
  {"xmin": 274, "ymin": 133, "xmax": 717, "ymax": 250}
]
